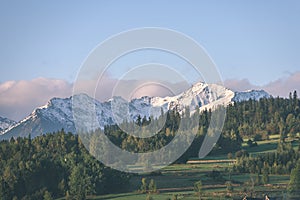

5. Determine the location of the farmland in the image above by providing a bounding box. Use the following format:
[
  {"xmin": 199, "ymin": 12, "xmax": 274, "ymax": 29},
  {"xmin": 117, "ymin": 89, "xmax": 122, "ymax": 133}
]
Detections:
[{"xmin": 73, "ymin": 136, "xmax": 299, "ymax": 200}]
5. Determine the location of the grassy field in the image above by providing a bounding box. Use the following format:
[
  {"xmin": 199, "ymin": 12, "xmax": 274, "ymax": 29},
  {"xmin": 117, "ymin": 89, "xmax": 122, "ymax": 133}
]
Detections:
[
  {"xmin": 58, "ymin": 137, "xmax": 299, "ymax": 200},
  {"xmin": 80, "ymin": 162, "xmax": 291, "ymax": 200},
  {"xmin": 84, "ymin": 170, "xmax": 291, "ymax": 200}
]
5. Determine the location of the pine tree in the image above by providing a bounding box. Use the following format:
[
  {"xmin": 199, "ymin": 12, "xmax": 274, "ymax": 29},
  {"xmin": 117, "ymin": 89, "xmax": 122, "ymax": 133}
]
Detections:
[
  {"xmin": 0, "ymin": 178, "xmax": 10, "ymax": 200},
  {"xmin": 172, "ymin": 194, "xmax": 178, "ymax": 200},
  {"xmin": 69, "ymin": 165, "xmax": 87, "ymax": 200},
  {"xmin": 145, "ymin": 194, "xmax": 154, "ymax": 200},
  {"xmin": 262, "ymin": 164, "xmax": 269, "ymax": 184},
  {"xmin": 194, "ymin": 180, "xmax": 203, "ymax": 200},
  {"xmin": 148, "ymin": 179, "xmax": 157, "ymax": 193},
  {"xmin": 140, "ymin": 178, "xmax": 148, "ymax": 193},
  {"xmin": 255, "ymin": 173, "xmax": 261, "ymax": 185},
  {"xmin": 65, "ymin": 191, "xmax": 71, "ymax": 200},
  {"xmin": 226, "ymin": 181, "xmax": 233, "ymax": 194},
  {"xmin": 288, "ymin": 163, "xmax": 300, "ymax": 195},
  {"xmin": 43, "ymin": 190, "xmax": 53, "ymax": 200}
]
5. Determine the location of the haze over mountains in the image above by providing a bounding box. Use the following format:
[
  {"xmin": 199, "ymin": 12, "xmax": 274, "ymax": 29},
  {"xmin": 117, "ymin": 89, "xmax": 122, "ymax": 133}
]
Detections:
[{"xmin": 0, "ymin": 82, "xmax": 269, "ymax": 140}]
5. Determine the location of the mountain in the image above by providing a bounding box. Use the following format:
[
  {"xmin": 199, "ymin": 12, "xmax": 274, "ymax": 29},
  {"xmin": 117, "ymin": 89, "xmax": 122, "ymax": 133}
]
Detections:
[
  {"xmin": 0, "ymin": 82, "xmax": 269, "ymax": 139},
  {"xmin": 0, "ymin": 117, "xmax": 16, "ymax": 132},
  {"xmin": 233, "ymin": 90, "xmax": 270, "ymax": 102}
]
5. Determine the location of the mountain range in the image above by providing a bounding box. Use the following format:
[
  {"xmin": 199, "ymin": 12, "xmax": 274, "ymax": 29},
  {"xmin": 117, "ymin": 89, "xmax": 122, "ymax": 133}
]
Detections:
[{"xmin": 0, "ymin": 82, "xmax": 270, "ymax": 140}]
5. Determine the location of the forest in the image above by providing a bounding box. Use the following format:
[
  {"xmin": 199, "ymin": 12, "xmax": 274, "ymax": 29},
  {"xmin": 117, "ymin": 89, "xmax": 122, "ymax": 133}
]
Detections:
[
  {"xmin": 0, "ymin": 132, "xmax": 130, "ymax": 200},
  {"xmin": 86, "ymin": 91, "xmax": 300, "ymax": 162}
]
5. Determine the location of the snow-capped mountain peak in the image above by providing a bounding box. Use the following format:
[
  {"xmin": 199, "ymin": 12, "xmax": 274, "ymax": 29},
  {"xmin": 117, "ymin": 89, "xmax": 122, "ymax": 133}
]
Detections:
[{"xmin": 0, "ymin": 82, "xmax": 270, "ymax": 139}]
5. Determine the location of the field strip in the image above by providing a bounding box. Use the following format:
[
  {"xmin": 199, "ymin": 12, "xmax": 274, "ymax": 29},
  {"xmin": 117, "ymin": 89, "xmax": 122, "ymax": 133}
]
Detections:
[
  {"xmin": 158, "ymin": 184, "xmax": 240, "ymax": 192},
  {"xmin": 187, "ymin": 159, "xmax": 236, "ymax": 164}
]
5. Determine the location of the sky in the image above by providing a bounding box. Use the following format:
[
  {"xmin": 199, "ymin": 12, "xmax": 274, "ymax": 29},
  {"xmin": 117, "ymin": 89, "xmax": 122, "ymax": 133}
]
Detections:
[{"xmin": 0, "ymin": 1, "xmax": 300, "ymax": 121}]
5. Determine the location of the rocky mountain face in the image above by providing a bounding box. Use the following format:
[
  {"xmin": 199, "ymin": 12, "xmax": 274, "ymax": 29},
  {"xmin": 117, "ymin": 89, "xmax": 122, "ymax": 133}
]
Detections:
[{"xmin": 0, "ymin": 117, "xmax": 16, "ymax": 132}]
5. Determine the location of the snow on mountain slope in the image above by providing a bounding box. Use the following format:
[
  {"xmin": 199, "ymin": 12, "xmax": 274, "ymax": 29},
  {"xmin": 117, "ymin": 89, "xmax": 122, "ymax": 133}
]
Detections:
[
  {"xmin": 0, "ymin": 97, "xmax": 76, "ymax": 139},
  {"xmin": 0, "ymin": 117, "xmax": 16, "ymax": 133},
  {"xmin": 150, "ymin": 82, "xmax": 235, "ymax": 113},
  {"xmin": 0, "ymin": 82, "xmax": 270, "ymax": 139},
  {"xmin": 233, "ymin": 90, "xmax": 270, "ymax": 102}
]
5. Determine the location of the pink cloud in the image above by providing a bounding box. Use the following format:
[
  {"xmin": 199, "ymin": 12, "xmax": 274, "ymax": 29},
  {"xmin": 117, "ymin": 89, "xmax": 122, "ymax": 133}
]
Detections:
[
  {"xmin": 224, "ymin": 79, "xmax": 257, "ymax": 92},
  {"xmin": 263, "ymin": 72, "xmax": 300, "ymax": 97},
  {"xmin": 224, "ymin": 71, "xmax": 300, "ymax": 97},
  {"xmin": 0, "ymin": 78, "xmax": 73, "ymax": 121}
]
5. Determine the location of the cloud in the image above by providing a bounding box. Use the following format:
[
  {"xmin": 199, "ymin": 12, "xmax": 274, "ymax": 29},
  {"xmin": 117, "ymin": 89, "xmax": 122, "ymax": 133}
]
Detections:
[
  {"xmin": 0, "ymin": 78, "xmax": 73, "ymax": 121},
  {"xmin": 263, "ymin": 72, "xmax": 300, "ymax": 97},
  {"xmin": 224, "ymin": 79, "xmax": 257, "ymax": 92},
  {"xmin": 224, "ymin": 71, "xmax": 300, "ymax": 97}
]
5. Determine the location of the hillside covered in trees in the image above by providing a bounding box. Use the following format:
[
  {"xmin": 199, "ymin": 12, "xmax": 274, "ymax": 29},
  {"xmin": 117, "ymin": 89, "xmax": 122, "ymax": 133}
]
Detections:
[
  {"xmin": 88, "ymin": 91, "xmax": 300, "ymax": 162},
  {"xmin": 0, "ymin": 131, "xmax": 129, "ymax": 200}
]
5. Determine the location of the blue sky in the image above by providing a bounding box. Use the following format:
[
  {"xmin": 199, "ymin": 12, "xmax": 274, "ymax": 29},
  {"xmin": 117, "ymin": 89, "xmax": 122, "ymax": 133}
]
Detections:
[
  {"xmin": 1, "ymin": 1, "xmax": 300, "ymax": 120},
  {"xmin": 1, "ymin": 1, "xmax": 299, "ymax": 84}
]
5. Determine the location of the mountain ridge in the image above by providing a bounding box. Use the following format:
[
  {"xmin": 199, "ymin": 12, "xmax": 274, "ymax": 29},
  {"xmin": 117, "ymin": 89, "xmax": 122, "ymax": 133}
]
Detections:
[{"xmin": 0, "ymin": 82, "xmax": 270, "ymax": 139}]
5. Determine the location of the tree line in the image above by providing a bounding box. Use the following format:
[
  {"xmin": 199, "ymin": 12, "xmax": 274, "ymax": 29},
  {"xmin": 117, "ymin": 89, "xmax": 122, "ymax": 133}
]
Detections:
[{"xmin": 233, "ymin": 141, "xmax": 300, "ymax": 175}]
